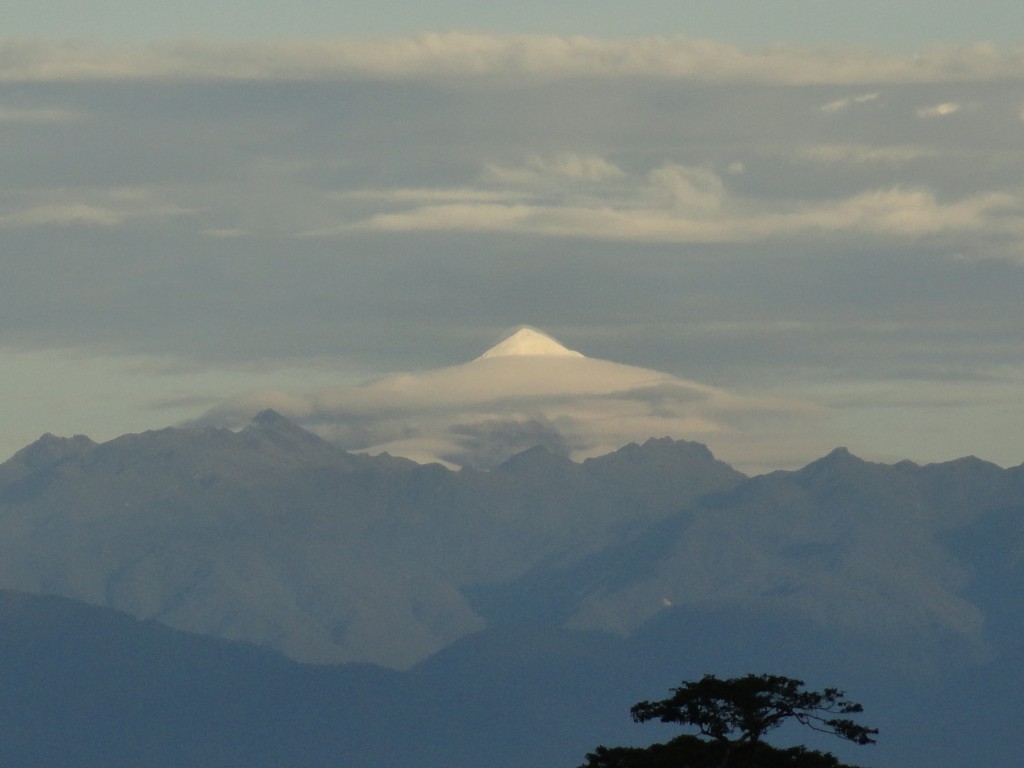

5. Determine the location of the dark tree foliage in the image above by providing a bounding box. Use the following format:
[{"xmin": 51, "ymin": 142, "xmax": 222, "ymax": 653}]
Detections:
[
  {"xmin": 580, "ymin": 674, "xmax": 877, "ymax": 768},
  {"xmin": 632, "ymin": 674, "xmax": 877, "ymax": 747},
  {"xmin": 581, "ymin": 735, "xmax": 863, "ymax": 768}
]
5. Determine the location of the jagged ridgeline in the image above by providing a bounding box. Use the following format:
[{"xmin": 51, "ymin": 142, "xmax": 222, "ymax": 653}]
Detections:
[
  {"xmin": 1, "ymin": 414, "xmax": 1024, "ymax": 768},
  {"xmin": 0, "ymin": 413, "xmax": 743, "ymax": 667}
]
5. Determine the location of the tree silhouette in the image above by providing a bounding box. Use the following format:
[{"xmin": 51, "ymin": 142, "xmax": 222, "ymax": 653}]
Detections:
[{"xmin": 581, "ymin": 674, "xmax": 877, "ymax": 768}]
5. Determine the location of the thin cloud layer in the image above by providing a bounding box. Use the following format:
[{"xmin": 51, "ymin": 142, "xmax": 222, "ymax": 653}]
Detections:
[
  {"xmin": 917, "ymin": 102, "xmax": 962, "ymax": 117},
  {"xmin": 0, "ymin": 104, "xmax": 85, "ymax": 123},
  {"xmin": 312, "ymin": 156, "xmax": 1019, "ymax": 245},
  {"xmin": 0, "ymin": 188, "xmax": 191, "ymax": 230},
  {"xmin": 819, "ymin": 92, "xmax": 880, "ymax": 112},
  {"xmin": 801, "ymin": 144, "xmax": 933, "ymax": 165},
  {"xmin": 4, "ymin": 36, "xmax": 1024, "ymax": 85}
]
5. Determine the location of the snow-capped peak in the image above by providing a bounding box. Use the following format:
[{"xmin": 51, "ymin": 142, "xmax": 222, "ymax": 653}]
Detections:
[{"xmin": 477, "ymin": 327, "xmax": 585, "ymax": 359}]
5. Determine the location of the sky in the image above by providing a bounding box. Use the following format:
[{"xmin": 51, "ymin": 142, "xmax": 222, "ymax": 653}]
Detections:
[
  {"xmin": 7, "ymin": 1, "xmax": 1024, "ymax": 48},
  {"xmin": 2, "ymin": 2, "xmax": 1024, "ymax": 474}
]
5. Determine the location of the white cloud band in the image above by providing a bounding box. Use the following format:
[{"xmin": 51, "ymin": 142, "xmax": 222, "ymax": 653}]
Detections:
[
  {"xmin": 310, "ymin": 157, "xmax": 1020, "ymax": 245},
  {"xmin": 4, "ymin": 36, "xmax": 1024, "ymax": 85}
]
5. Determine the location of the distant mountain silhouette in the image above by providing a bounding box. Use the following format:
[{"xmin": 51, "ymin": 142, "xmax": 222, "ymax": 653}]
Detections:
[
  {"xmin": 0, "ymin": 414, "xmax": 742, "ymax": 667},
  {"xmin": 1, "ymin": 414, "xmax": 1023, "ymax": 767}
]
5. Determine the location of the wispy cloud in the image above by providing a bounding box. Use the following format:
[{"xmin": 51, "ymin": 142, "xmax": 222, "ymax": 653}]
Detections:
[
  {"xmin": 309, "ymin": 155, "xmax": 1020, "ymax": 245},
  {"xmin": 0, "ymin": 188, "xmax": 191, "ymax": 230},
  {"xmin": 917, "ymin": 102, "xmax": 961, "ymax": 118},
  {"xmin": 801, "ymin": 144, "xmax": 932, "ymax": 165},
  {"xmin": 483, "ymin": 153, "xmax": 626, "ymax": 185},
  {"xmin": 332, "ymin": 188, "xmax": 531, "ymax": 204},
  {"xmin": 0, "ymin": 104, "xmax": 86, "ymax": 123},
  {"xmin": 4, "ymin": 36, "xmax": 1024, "ymax": 85},
  {"xmin": 199, "ymin": 227, "xmax": 250, "ymax": 238},
  {"xmin": 819, "ymin": 92, "xmax": 880, "ymax": 113}
]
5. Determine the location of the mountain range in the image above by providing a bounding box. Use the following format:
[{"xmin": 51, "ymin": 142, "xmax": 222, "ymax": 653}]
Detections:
[{"xmin": 1, "ymin": 411, "xmax": 1022, "ymax": 767}]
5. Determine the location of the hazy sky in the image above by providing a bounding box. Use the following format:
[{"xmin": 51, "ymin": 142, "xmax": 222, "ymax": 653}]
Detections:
[
  {"xmin": 3, "ymin": 3, "xmax": 1024, "ymax": 472},
  {"xmin": 7, "ymin": 1, "xmax": 1024, "ymax": 47}
]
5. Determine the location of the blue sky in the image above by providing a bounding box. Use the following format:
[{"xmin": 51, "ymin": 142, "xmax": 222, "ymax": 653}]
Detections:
[{"xmin": 2, "ymin": 4, "xmax": 1024, "ymax": 472}]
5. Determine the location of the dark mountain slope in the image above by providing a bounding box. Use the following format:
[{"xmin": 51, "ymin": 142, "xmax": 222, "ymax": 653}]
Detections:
[
  {"xmin": 1, "ymin": 427, "xmax": 1024, "ymax": 768},
  {"xmin": 5, "ymin": 584, "xmax": 1023, "ymax": 768},
  {"xmin": 496, "ymin": 448, "xmax": 1023, "ymax": 671},
  {"xmin": 0, "ymin": 416, "xmax": 744, "ymax": 667},
  {"xmin": 0, "ymin": 591, "xmax": 678, "ymax": 768},
  {"xmin": 0, "ymin": 589, "xmax": 408, "ymax": 768}
]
